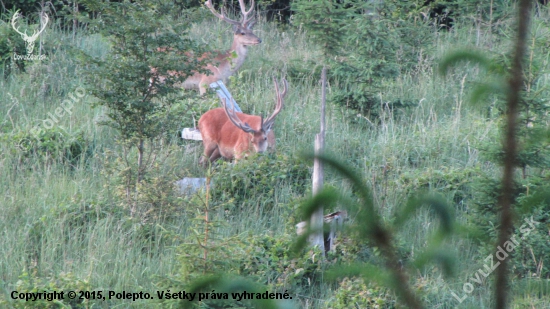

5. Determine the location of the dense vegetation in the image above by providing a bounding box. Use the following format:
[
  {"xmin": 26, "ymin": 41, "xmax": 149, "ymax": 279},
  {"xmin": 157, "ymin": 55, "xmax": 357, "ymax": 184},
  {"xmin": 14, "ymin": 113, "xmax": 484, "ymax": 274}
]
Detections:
[{"xmin": 1, "ymin": 0, "xmax": 549, "ymax": 308}]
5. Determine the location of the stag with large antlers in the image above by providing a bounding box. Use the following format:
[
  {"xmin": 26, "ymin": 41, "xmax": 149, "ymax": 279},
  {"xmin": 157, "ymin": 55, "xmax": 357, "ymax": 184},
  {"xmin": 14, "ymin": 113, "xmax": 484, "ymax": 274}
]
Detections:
[
  {"xmin": 11, "ymin": 10, "xmax": 49, "ymax": 55},
  {"xmin": 198, "ymin": 78, "xmax": 288, "ymax": 165},
  {"xmin": 151, "ymin": 0, "xmax": 261, "ymax": 95}
]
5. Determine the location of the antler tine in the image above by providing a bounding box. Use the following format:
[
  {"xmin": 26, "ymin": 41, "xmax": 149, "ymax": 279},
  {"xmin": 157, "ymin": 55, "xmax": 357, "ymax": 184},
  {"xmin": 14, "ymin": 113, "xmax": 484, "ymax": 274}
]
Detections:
[
  {"xmin": 262, "ymin": 77, "xmax": 288, "ymax": 130},
  {"xmin": 205, "ymin": 0, "xmax": 241, "ymax": 26},
  {"xmin": 222, "ymin": 98, "xmax": 256, "ymax": 133},
  {"xmin": 32, "ymin": 13, "xmax": 49, "ymax": 39},
  {"xmin": 11, "ymin": 10, "xmax": 27, "ymax": 36},
  {"xmin": 237, "ymin": 0, "xmax": 255, "ymax": 26}
]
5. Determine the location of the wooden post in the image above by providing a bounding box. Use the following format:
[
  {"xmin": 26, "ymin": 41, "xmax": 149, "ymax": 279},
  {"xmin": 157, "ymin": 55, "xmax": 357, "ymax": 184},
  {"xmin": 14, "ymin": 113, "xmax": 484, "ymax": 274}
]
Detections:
[{"xmin": 310, "ymin": 66, "xmax": 327, "ymax": 252}]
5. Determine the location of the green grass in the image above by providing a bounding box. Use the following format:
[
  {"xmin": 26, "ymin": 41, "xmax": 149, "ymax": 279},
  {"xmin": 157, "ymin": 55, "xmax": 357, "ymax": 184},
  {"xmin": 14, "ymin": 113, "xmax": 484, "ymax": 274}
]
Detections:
[{"xmin": 1, "ymin": 5, "xmax": 550, "ymax": 309}]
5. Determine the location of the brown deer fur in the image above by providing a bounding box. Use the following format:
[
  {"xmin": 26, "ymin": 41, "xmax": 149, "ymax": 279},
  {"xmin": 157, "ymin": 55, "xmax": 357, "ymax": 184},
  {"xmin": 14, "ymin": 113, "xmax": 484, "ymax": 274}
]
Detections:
[{"xmin": 198, "ymin": 78, "xmax": 288, "ymax": 165}]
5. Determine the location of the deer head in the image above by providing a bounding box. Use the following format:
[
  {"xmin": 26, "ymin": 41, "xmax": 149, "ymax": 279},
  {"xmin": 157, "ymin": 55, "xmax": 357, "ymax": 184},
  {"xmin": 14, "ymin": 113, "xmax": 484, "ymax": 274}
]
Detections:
[
  {"xmin": 222, "ymin": 77, "xmax": 288, "ymax": 153},
  {"xmin": 205, "ymin": 0, "xmax": 261, "ymax": 47},
  {"xmin": 11, "ymin": 10, "xmax": 49, "ymax": 55},
  {"xmin": 149, "ymin": 0, "xmax": 261, "ymax": 95}
]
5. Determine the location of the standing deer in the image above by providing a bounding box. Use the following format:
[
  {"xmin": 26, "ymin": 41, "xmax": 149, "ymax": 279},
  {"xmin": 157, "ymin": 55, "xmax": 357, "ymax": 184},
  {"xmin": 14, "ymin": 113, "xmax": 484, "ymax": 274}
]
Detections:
[
  {"xmin": 151, "ymin": 0, "xmax": 261, "ymax": 95},
  {"xmin": 198, "ymin": 78, "xmax": 288, "ymax": 165}
]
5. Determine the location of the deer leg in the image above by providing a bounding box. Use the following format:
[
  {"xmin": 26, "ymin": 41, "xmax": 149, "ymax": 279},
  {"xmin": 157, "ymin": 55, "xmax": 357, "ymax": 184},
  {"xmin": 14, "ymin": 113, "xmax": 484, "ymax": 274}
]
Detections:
[
  {"xmin": 200, "ymin": 148, "xmax": 221, "ymax": 168},
  {"xmin": 208, "ymin": 147, "xmax": 221, "ymax": 162},
  {"xmin": 200, "ymin": 143, "xmax": 218, "ymax": 167}
]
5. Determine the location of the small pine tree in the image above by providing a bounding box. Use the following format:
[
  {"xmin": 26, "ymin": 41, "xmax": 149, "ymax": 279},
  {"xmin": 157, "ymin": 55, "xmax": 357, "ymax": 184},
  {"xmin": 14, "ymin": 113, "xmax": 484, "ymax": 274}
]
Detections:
[{"xmin": 78, "ymin": 0, "xmax": 209, "ymax": 215}]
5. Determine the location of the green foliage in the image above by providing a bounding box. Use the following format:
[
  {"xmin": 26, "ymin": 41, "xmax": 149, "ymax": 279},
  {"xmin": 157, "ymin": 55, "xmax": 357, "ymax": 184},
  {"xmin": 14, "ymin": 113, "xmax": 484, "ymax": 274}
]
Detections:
[
  {"xmin": 79, "ymin": 0, "xmax": 205, "ymax": 141},
  {"xmin": 441, "ymin": 13, "xmax": 550, "ymax": 281},
  {"xmin": 101, "ymin": 146, "xmax": 187, "ymax": 220},
  {"xmin": 398, "ymin": 167, "xmax": 478, "ymax": 206},
  {"xmin": 292, "ymin": 0, "xmax": 427, "ymax": 120},
  {"xmin": 0, "ymin": 271, "xmax": 91, "ymax": 308},
  {"xmin": 4, "ymin": 1, "xmax": 550, "ymax": 308},
  {"xmin": 211, "ymin": 153, "xmax": 311, "ymax": 212},
  {"xmin": 472, "ymin": 174, "xmax": 550, "ymax": 278},
  {"xmin": 160, "ymin": 182, "xmax": 302, "ymax": 308},
  {"xmin": 164, "ymin": 231, "xmax": 317, "ymax": 308},
  {"xmin": 1, "ymin": 0, "xmax": 64, "ymax": 16},
  {"xmin": 239, "ymin": 234, "xmax": 325, "ymax": 293},
  {"xmin": 0, "ymin": 11, "xmax": 27, "ymax": 77},
  {"xmin": 295, "ymin": 154, "xmax": 457, "ymax": 309},
  {"xmin": 3, "ymin": 126, "xmax": 93, "ymax": 168},
  {"xmin": 291, "ymin": 0, "xmax": 350, "ymax": 58},
  {"xmin": 334, "ymin": 95, "xmax": 417, "ymax": 125},
  {"xmin": 324, "ymin": 277, "xmax": 396, "ymax": 309},
  {"xmin": 78, "ymin": 0, "xmax": 209, "ymax": 214}
]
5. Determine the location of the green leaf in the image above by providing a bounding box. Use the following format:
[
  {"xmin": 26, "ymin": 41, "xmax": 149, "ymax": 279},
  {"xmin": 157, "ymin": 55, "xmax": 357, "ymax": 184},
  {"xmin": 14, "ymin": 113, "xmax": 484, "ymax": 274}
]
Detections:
[
  {"xmin": 412, "ymin": 245, "xmax": 457, "ymax": 278},
  {"xmin": 395, "ymin": 193, "xmax": 454, "ymax": 236},
  {"xmin": 325, "ymin": 263, "xmax": 391, "ymax": 286},
  {"xmin": 470, "ymin": 79, "xmax": 507, "ymax": 106},
  {"xmin": 439, "ymin": 50, "xmax": 490, "ymax": 76}
]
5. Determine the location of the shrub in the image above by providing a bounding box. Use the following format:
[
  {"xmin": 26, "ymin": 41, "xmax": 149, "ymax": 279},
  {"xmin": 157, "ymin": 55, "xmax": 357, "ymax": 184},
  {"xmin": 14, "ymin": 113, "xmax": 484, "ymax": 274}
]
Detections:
[
  {"xmin": 162, "ymin": 232, "xmax": 325, "ymax": 308},
  {"xmin": 324, "ymin": 277, "xmax": 396, "ymax": 309},
  {"xmin": 471, "ymin": 174, "xmax": 550, "ymax": 279},
  {"xmin": 0, "ymin": 14, "xmax": 27, "ymax": 77},
  {"xmin": 101, "ymin": 147, "xmax": 188, "ymax": 221},
  {"xmin": 4, "ymin": 126, "xmax": 93, "ymax": 168},
  {"xmin": 0, "ymin": 271, "xmax": 91, "ymax": 308},
  {"xmin": 239, "ymin": 234, "xmax": 325, "ymax": 293},
  {"xmin": 291, "ymin": 0, "xmax": 428, "ymax": 121},
  {"xmin": 211, "ymin": 153, "xmax": 311, "ymax": 213},
  {"xmin": 398, "ymin": 167, "xmax": 478, "ymax": 206}
]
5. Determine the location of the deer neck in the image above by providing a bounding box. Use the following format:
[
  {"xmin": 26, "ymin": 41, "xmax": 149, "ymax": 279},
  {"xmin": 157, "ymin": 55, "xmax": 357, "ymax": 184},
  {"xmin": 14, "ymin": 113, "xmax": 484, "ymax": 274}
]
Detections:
[{"xmin": 227, "ymin": 39, "xmax": 248, "ymax": 72}]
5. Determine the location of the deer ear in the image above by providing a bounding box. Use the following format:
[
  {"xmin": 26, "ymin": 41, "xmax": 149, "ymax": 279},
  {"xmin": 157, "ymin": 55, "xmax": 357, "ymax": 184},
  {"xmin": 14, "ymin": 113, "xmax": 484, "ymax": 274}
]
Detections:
[
  {"xmin": 247, "ymin": 20, "xmax": 256, "ymax": 29},
  {"xmin": 233, "ymin": 24, "xmax": 239, "ymax": 33}
]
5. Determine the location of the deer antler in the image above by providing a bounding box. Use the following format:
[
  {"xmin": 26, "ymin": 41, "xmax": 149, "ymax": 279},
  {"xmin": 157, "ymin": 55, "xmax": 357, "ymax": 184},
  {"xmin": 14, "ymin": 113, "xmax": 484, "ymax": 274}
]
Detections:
[
  {"xmin": 221, "ymin": 98, "xmax": 257, "ymax": 133},
  {"xmin": 11, "ymin": 10, "xmax": 49, "ymax": 55},
  {"xmin": 205, "ymin": 0, "xmax": 255, "ymax": 27},
  {"xmin": 30, "ymin": 12, "xmax": 49, "ymax": 40},
  {"xmin": 11, "ymin": 10, "xmax": 27, "ymax": 37},
  {"xmin": 237, "ymin": 0, "xmax": 255, "ymax": 27},
  {"xmin": 11, "ymin": 11, "xmax": 49, "ymax": 39},
  {"xmin": 205, "ymin": 0, "xmax": 241, "ymax": 26},
  {"xmin": 262, "ymin": 78, "xmax": 288, "ymax": 131}
]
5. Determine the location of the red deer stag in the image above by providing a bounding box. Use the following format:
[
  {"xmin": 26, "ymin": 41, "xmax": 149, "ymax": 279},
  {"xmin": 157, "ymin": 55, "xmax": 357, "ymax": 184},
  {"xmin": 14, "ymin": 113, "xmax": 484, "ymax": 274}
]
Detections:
[
  {"xmin": 151, "ymin": 0, "xmax": 261, "ymax": 95},
  {"xmin": 198, "ymin": 78, "xmax": 288, "ymax": 165}
]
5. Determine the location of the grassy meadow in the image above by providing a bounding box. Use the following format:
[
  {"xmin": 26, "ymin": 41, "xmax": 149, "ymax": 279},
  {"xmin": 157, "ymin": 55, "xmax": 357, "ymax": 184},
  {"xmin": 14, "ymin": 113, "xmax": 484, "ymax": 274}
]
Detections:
[{"xmin": 1, "ymin": 2, "xmax": 550, "ymax": 308}]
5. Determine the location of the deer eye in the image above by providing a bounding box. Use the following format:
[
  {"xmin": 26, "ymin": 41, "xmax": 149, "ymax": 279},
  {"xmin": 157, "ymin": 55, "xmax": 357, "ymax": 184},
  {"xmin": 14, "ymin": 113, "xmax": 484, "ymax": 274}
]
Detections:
[{"xmin": 240, "ymin": 32, "xmax": 245, "ymax": 35}]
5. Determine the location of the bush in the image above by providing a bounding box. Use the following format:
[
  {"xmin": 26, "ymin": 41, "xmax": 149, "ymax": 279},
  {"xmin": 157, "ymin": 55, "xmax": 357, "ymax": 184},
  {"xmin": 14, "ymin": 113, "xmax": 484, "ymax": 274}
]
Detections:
[
  {"xmin": 162, "ymin": 233, "xmax": 325, "ymax": 308},
  {"xmin": 324, "ymin": 277, "xmax": 396, "ymax": 309},
  {"xmin": 291, "ymin": 0, "xmax": 429, "ymax": 121},
  {"xmin": 398, "ymin": 167, "xmax": 478, "ymax": 206},
  {"xmin": 0, "ymin": 271, "xmax": 91, "ymax": 308},
  {"xmin": 471, "ymin": 174, "xmax": 550, "ymax": 279},
  {"xmin": 239, "ymin": 234, "xmax": 325, "ymax": 293},
  {"xmin": 0, "ymin": 14, "xmax": 27, "ymax": 77},
  {"xmin": 211, "ymin": 153, "xmax": 311, "ymax": 213},
  {"xmin": 101, "ymin": 147, "xmax": 188, "ymax": 221},
  {"xmin": 4, "ymin": 126, "xmax": 93, "ymax": 168}
]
